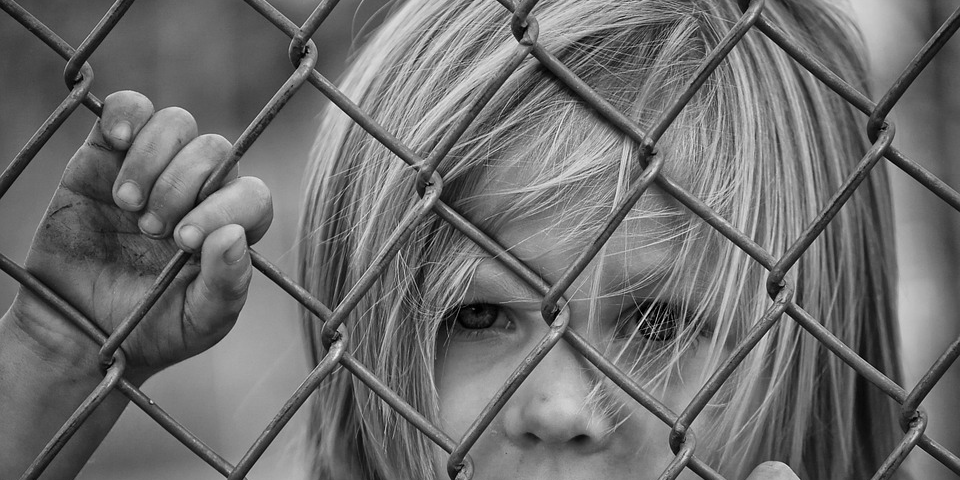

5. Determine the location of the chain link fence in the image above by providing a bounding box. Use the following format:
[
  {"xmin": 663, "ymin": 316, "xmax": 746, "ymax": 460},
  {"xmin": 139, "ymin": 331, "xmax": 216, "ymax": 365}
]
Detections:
[{"xmin": 2, "ymin": 0, "xmax": 960, "ymax": 478}]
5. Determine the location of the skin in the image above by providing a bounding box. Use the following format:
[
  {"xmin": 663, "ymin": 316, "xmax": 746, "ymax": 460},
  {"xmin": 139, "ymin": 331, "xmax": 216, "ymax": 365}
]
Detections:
[
  {"xmin": 0, "ymin": 91, "xmax": 271, "ymax": 479},
  {"xmin": 432, "ymin": 211, "xmax": 702, "ymax": 480},
  {"xmin": 431, "ymin": 200, "xmax": 802, "ymax": 479},
  {"xmin": 0, "ymin": 92, "xmax": 796, "ymax": 479}
]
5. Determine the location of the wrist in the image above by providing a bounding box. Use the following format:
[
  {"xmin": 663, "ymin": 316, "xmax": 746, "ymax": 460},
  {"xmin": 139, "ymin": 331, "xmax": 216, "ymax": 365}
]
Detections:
[
  {"xmin": 5, "ymin": 289, "xmax": 106, "ymax": 381},
  {"xmin": 0, "ymin": 293, "xmax": 139, "ymax": 480}
]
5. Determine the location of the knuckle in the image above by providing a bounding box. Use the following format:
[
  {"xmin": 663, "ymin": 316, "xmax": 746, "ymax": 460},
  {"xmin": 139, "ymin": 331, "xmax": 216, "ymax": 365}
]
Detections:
[
  {"xmin": 206, "ymin": 264, "xmax": 252, "ymax": 303},
  {"xmin": 85, "ymin": 136, "xmax": 116, "ymax": 153},
  {"xmin": 155, "ymin": 106, "xmax": 197, "ymax": 135},
  {"xmin": 225, "ymin": 176, "xmax": 272, "ymax": 217},
  {"xmin": 103, "ymin": 91, "xmax": 124, "ymax": 107},
  {"xmin": 194, "ymin": 134, "xmax": 233, "ymax": 165},
  {"xmin": 242, "ymin": 176, "xmax": 272, "ymax": 208},
  {"xmin": 224, "ymin": 267, "xmax": 253, "ymax": 300},
  {"xmin": 153, "ymin": 172, "xmax": 194, "ymax": 205},
  {"xmin": 754, "ymin": 461, "xmax": 796, "ymax": 479},
  {"xmin": 198, "ymin": 133, "xmax": 233, "ymax": 154},
  {"xmin": 135, "ymin": 137, "xmax": 163, "ymax": 160},
  {"xmin": 213, "ymin": 199, "xmax": 237, "ymax": 221},
  {"xmin": 104, "ymin": 90, "xmax": 154, "ymax": 114}
]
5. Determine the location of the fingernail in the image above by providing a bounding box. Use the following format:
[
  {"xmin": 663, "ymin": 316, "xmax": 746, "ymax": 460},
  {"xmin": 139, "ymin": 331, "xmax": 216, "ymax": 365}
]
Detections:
[
  {"xmin": 116, "ymin": 181, "xmax": 142, "ymax": 208},
  {"xmin": 111, "ymin": 121, "xmax": 132, "ymax": 145},
  {"xmin": 223, "ymin": 233, "xmax": 247, "ymax": 265},
  {"xmin": 178, "ymin": 224, "xmax": 204, "ymax": 251},
  {"xmin": 138, "ymin": 212, "xmax": 164, "ymax": 237}
]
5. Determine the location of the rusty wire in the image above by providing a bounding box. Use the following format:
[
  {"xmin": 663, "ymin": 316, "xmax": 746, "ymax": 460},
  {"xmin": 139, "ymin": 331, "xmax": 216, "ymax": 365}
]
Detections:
[{"xmin": 2, "ymin": 0, "xmax": 960, "ymax": 479}]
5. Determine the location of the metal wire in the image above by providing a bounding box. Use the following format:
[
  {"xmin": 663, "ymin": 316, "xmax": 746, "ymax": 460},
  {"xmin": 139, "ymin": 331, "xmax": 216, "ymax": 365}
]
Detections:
[{"xmin": 2, "ymin": 0, "xmax": 960, "ymax": 478}]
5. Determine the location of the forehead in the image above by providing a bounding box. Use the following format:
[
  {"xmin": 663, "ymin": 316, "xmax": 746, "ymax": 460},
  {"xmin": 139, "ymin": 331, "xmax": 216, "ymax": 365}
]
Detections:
[
  {"xmin": 451, "ymin": 123, "xmax": 706, "ymax": 301},
  {"xmin": 469, "ymin": 187, "xmax": 688, "ymax": 301}
]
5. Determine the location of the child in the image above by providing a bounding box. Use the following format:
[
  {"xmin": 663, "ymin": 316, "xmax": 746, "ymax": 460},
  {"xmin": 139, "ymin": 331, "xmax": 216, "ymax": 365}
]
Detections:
[{"xmin": 0, "ymin": 0, "xmax": 903, "ymax": 479}]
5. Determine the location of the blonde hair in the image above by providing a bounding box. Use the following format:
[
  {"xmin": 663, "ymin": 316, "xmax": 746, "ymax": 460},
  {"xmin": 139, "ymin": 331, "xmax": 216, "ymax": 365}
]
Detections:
[{"xmin": 298, "ymin": 0, "xmax": 902, "ymax": 478}]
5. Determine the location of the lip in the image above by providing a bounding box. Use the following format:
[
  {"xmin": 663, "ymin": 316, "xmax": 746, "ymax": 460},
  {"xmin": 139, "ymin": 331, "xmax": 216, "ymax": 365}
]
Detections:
[
  {"xmin": 464, "ymin": 460, "xmax": 651, "ymax": 480},
  {"xmin": 470, "ymin": 458, "xmax": 608, "ymax": 480}
]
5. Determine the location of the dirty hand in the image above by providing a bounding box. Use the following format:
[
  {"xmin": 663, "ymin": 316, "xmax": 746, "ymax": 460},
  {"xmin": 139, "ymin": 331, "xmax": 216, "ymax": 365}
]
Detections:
[{"xmin": 10, "ymin": 90, "xmax": 272, "ymax": 378}]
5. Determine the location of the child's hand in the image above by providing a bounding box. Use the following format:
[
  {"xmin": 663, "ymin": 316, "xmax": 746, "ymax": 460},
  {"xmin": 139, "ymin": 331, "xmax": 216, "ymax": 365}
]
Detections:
[
  {"xmin": 0, "ymin": 90, "xmax": 271, "ymax": 477},
  {"xmin": 11, "ymin": 90, "xmax": 272, "ymax": 378},
  {"xmin": 745, "ymin": 461, "xmax": 801, "ymax": 479}
]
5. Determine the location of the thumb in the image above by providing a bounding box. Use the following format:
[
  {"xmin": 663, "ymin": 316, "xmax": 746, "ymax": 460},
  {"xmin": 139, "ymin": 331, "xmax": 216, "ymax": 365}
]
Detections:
[
  {"xmin": 744, "ymin": 461, "xmax": 801, "ymax": 480},
  {"xmin": 183, "ymin": 224, "xmax": 252, "ymax": 351}
]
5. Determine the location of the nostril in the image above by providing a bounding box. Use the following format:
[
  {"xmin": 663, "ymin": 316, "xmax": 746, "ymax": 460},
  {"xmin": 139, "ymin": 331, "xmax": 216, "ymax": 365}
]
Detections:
[
  {"xmin": 517, "ymin": 424, "xmax": 607, "ymax": 450},
  {"xmin": 501, "ymin": 345, "xmax": 614, "ymax": 452},
  {"xmin": 570, "ymin": 434, "xmax": 592, "ymax": 445}
]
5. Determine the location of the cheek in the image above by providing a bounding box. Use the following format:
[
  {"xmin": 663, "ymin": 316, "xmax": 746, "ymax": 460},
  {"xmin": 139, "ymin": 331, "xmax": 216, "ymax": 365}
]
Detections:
[
  {"xmin": 609, "ymin": 341, "xmax": 726, "ymax": 455},
  {"xmin": 434, "ymin": 337, "xmax": 528, "ymax": 436},
  {"xmin": 663, "ymin": 341, "xmax": 719, "ymax": 407},
  {"xmin": 433, "ymin": 353, "xmax": 483, "ymax": 480}
]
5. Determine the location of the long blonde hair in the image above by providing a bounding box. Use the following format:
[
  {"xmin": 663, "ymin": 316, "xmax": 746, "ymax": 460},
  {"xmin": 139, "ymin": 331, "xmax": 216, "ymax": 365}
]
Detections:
[{"xmin": 298, "ymin": 0, "xmax": 902, "ymax": 478}]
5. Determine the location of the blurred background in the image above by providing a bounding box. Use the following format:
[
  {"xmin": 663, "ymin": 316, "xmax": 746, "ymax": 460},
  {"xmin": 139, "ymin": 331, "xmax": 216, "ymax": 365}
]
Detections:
[{"xmin": 1, "ymin": 1, "xmax": 958, "ymax": 478}]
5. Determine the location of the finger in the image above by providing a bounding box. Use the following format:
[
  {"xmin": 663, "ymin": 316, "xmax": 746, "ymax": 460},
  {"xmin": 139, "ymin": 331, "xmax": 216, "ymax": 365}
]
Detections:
[
  {"xmin": 744, "ymin": 461, "xmax": 800, "ymax": 480},
  {"xmin": 137, "ymin": 134, "xmax": 233, "ymax": 239},
  {"xmin": 173, "ymin": 176, "xmax": 273, "ymax": 252},
  {"xmin": 99, "ymin": 90, "xmax": 155, "ymax": 150},
  {"xmin": 182, "ymin": 224, "xmax": 251, "ymax": 346},
  {"xmin": 60, "ymin": 93, "xmax": 155, "ymax": 200},
  {"xmin": 112, "ymin": 106, "xmax": 198, "ymax": 211}
]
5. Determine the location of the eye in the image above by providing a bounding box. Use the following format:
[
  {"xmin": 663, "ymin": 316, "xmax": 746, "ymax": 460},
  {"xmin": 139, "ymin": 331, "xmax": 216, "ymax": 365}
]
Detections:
[
  {"xmin": 617, "ymin": 301, "xmax": 682, "ymax": 342},
  {"xmin": 443, "ymin": 303, "xmax": 505, "ymax": 331}
]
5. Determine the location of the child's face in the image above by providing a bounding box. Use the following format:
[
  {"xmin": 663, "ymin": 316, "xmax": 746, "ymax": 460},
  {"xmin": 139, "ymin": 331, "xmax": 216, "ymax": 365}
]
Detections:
[{"xmin": 433, "ymin": 196, "xmax": 724, "ymax": 479}]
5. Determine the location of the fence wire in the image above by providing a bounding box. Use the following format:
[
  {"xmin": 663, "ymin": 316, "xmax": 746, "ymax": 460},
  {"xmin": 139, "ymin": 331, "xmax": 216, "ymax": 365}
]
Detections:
[{"xmin": 1, "ymin": 0, "xmax": 959, "ymax": 479}]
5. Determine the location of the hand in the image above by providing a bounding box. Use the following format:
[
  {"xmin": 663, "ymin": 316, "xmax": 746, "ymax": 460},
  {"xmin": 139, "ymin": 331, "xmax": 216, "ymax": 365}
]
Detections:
[
  {"xmin": 745, "ymin": 461, "xmax": 801, "ymax": 479},
  {"xmin": 10, "ymin": 90, "xmax": 272, "ymax": 378}
]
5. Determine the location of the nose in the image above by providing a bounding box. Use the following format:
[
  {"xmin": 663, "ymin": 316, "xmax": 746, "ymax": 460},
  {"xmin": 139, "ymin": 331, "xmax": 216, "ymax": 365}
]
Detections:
[{"xmin": 501, "ymin": 340, "xmax": 614, "ymax": 453}]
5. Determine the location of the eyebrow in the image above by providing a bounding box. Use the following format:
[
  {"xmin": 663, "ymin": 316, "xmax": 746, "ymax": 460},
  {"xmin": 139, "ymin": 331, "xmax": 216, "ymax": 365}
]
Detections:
[
  {"xmin": 465, "ymin": 255, "xmax": 667, "ymax": 309},
  {"xmin": 464, "ymin": 260, "xmax": 542, "ymax": 307}
]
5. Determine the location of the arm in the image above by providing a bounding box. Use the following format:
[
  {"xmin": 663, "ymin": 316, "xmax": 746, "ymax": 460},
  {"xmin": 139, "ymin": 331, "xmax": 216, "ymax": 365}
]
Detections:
[
  {"xmin": 0, "ymin": 91, "xmax": 272, "ymax": 479},
  {"xmin": 0, "ymin": 295, "xmax": 132, "ymax": 479}
]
